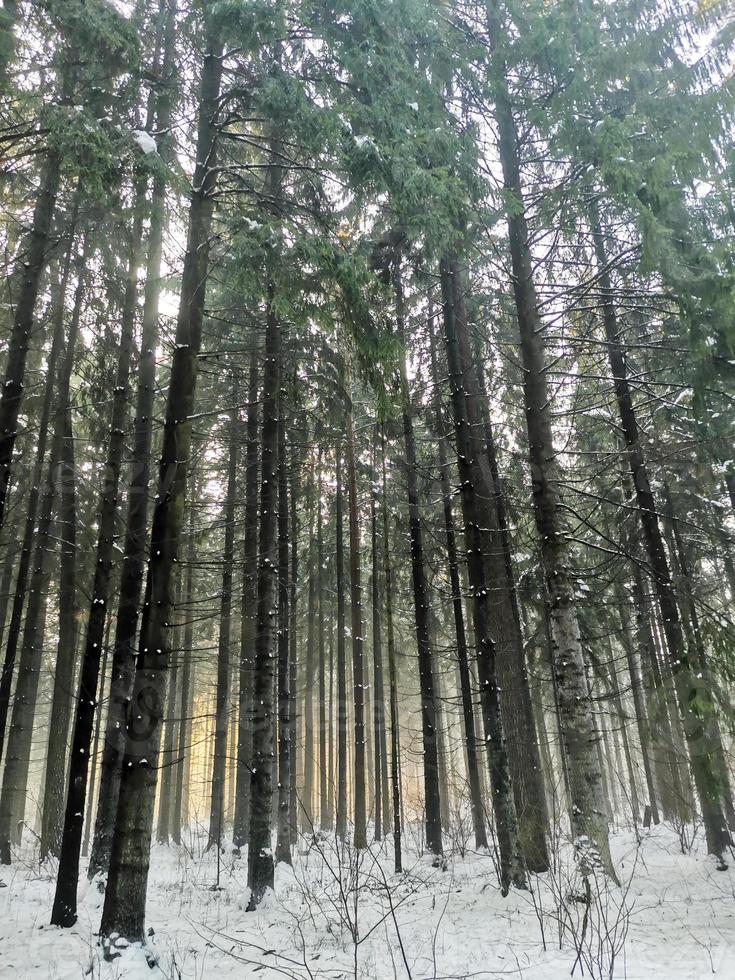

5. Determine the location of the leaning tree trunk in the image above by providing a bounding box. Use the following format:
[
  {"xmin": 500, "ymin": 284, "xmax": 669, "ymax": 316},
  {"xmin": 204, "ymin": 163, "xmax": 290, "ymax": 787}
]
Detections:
[
  {"xmin": 392, "ymin": 255, "xmax": 442, "ymax": 858},
  {"xmin": 88, "ymin": 0, "xmax": 175, "ymax": 872},
  {"xmin": 345, "ymin": 401, "xmax": 368, "ymax": 849},
  {"xmin": 98, "ymin": 32, "xmax": 224, "ymax": 944},
  {"xmin": 207, "ymin": 402, "xmax": 238, "ymax": 849},
  {"xmin": 233, "ymin": 348, "xmax": 260, "ymax": 850},
  {"xmin": 590, "ymin": 203, "xmax": 731, "ymax": 859},
  {"xmin": 484, "ymin": 3, "xmax": 613, "ymax": 876}
]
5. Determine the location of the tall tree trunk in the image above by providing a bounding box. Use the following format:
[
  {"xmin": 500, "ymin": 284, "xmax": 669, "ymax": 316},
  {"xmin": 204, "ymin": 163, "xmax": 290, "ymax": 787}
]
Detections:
[
  {"xmin": 590, "ymin": 203, "xmax": 730, "ymax": 858},
  {"xmin": 427, "ymin": 310, "xmax": 487, "ymax": 851},
  {"xmin": 345, "ymin": 401, "xmax": 367, "ymax": 849},
  {"xmin": 335, "ymin": 442, "xmax": 348, "ymax": 840},
  {"xmin": 317, "ymin": 463, "xmax": 329, "ymax": 830},
  {"xmin": 484, "ymin": 4, "xmax": 613, "ymax": 876},
  {"xmin": 207, "ymin": 403, "xmax": 238, "ymax": 849},
  {"xmin": 392, "ymin": 270, "xmax": 443, "ymax": 858},
  {"xmin": 246, "ymin": 282, "xmax": 282, "ymax": 907},
  {"xmin": 302, "ymin": 504, "xmax": 316, "ymax": 831},
  {"xmin": 381, "ymin": 430, "xmax": 402, "ymax": 872},
  {"xmin": 234, "ymin": 349, "xmax": 260, "ymax": 850},
  {"xmin": 288, "ymin": 457, "xmax": 299, "ymax": 844},
  {"xmin": 370, "ymin": 428, "xmax": 388, "ymax": 841},
  {"xmin": 39, "ymin": 388, "xmax": 80, "ymax": 859},
  {"xmin": 440, "ymin": 261, "xmax": 525, "ymax": 890},
  {"xmin": 98, "ymin": 31, "xmax": 223, "ymax": 943},
  {"xmin": 275, "ymin": 418, "xmax": 291, "ymax": 864},
  {"xmin": 88, "ymin": 0, "xmax": 175, "ymax": 872},
  {"xmin": 172, "ymin": 490, "xmax": 197, "ymax": 846}
]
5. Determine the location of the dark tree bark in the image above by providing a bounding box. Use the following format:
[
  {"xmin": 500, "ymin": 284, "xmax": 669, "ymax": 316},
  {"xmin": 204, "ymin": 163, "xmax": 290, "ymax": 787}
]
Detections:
[
  {"xmin": 317, "ymin": 463, "xmax": 329, "ymax": 830},
  {"xmin": 207, "ymin": 403, "xmax": 238, "ymax": 849},
  {"xmin": 302, "ymin": 500, "xmax": 317, "ymax": 831},
  {"xmin": 98, "ymin": 31, "xmax": 224, "ymax": 943},
  {"xmin": 288, "ymin": 452, "xmax": 299, "ymax": 844},
  {"xmin": 345, "ymin": 402, "xmax": 367, "ymax": 849},
  {"xmin": 246, "ymin": 285, "xmax": 282, "ymax": 907},
  {"xmin": 370, "ymin": 427, "xmax": 389, "ymax": 841},
  {"xmin": 234, "ymin": 348, "xmax": 260, "ymax": 850}
]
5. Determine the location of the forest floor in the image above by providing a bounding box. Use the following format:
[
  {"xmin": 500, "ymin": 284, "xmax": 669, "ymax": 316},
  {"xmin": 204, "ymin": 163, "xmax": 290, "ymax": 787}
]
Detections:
[{"xmin": 0, "ymin": 821, "xmax": 733, "ymax": 979}]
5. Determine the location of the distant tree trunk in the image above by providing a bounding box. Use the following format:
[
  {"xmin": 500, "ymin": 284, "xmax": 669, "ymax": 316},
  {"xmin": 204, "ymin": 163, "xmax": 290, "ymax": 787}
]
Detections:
[
  {"xmin": 275, "ymin": 419, "xmax": 291, "ymax": 864},
  {"xmin": 0, "ymin": 150, "xmax": 61, "ymax": 532},
  {"xmin": 335, "ymin": 442, "xmax": 348, "ymax": 840},
  {"xmin": 484, "ymin": 6, "xmax": 613, "ymax": 876},
  {"xmin": 440, "ymin": 260, "xmax": 525, "ymax": 890},
  {"xmin": 427, "ymin": 310, "xmax": 487, "ymax": 851},
  {"xmin": 172, "ymin": 490, "xmax": 197, "ymax": 845},
  {"xmin": 88, "ymin": 0, "xmax": 174, "ymax": 871},
  {"xmin": 590, "ymin": 203, "xmax": 730, "ymax": 858},
  {"xmin": 234, "ymin": 349, "xmax": 260, "ymax": 850},
  {"xmin": 346, "ymin": 403, "xmax": 367, "ymax": 849},
  {"xmin": 246, "ymin": 282, "xmax": 282, "ymax": 907},
  {"xmin": 99, "ymin": 31, "xmax": 223, "ymax": 943},
  {"xmin": 207, "ymin": 403, "xmax": 238, "ymax": 849},
  {"xmin": 381, "ymin": 430, "xmax": 402, "ymax": 872}
]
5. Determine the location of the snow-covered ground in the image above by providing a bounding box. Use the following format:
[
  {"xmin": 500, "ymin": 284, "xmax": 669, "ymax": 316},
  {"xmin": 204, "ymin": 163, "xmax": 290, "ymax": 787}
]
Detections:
[{"xmin": 0, "ymin": 823, "xmax": 733, "ymax": 979}]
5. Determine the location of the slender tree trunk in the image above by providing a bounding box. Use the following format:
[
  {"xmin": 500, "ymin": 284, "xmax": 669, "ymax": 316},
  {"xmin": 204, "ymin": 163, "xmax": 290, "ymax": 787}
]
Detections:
[
  {"xmin": 302, "ymin": 503, "xmax": 316, "ymax": 832},
  {"xmin": 82, "ymin": 634, "xmax": 111, "ymax": 858},
  {"xmin": 275, "ymin": 418, "xmax": 291, "ymax": 864},
  {"xmin": 427, "ymin": 311, "xmax": 487, "ymax": 850},
  {"xmin": 288, "ymin": 460, "xmax": 299, "ymax": 844},
  {"xmin": 370, "ymin": 429, "xmax": 388, "ymax": 841},
  {"xmin": 317, "ymin": 464, "xmax": 329, "ymax": 830},
  {"xmin": 381, "ymin": 430, "xmax": 402, "ymax": 872},
  {"xmin": 234, "ymin": 349, "xmax": 260, "ymax": 850},
  {"xmin": 207, "ymin": 404, "xmax": 238, "ymax": 849},
  {"xmin": 335, "ymin": 442, "xmax": 348, "ymax": 841},
  {"xmin": 345, "ymin": 402, "xmax": 367, "ymax": 849},
  {"xmin": 172, "ymin": 490, "xmax": 197, "ymax": 845},
  {"xmin": 590, "ymin": 203, "xmax": 730, "ymax": 858},
  {"xmin": 156, "ymin": 577, "xmax": 181, "ymax": 844},
  {"xmin": 391, "ymin": 254, "xmax": 443, "ymax": 858},
  {"xmin": 484, "ymin": 7, "xmax": 613, "ymax": 876},
  {"xmin": 99, "ymin": 33, "xmax": 223, "ymax": 942},
  {"xmin": 246, "ymin": 282, "xmax": 282, "ymax": 906},
  {"xmin": 39, "ymin": 388, "xmax": 80, "ymax": 859}
]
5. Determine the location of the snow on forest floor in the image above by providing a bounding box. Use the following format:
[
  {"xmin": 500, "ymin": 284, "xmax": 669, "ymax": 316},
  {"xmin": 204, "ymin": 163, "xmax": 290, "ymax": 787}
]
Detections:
[{"xmin": 1, "ymin": 823, "xmax": 734, "ymax": 979}]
